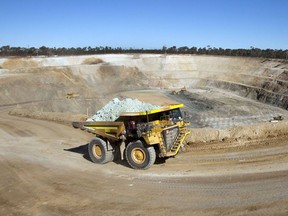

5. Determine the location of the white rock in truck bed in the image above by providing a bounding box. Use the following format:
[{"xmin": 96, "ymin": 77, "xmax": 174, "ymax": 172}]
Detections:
[{"xmin": 86, "ymin": 98, "xmax": 161, "ymax": 121}]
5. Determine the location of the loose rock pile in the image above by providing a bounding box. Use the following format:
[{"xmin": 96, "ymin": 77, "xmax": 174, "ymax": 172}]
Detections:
[{"xmin": 86, "ymin": 98, "xmax": 161, "ymax": 121}]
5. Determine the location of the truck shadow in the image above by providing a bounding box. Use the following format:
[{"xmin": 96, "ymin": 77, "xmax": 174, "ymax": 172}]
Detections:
[
  {"xmin": 64, "ymin": 144, "xmax": 132, "ymax": 168},
  {"xmin": 64, "ymin": 143, "xmax": 91, "ymax": 162},
  {"xmin": 64, "ymin": 144, "xmax": 166, "ymax": 168}
]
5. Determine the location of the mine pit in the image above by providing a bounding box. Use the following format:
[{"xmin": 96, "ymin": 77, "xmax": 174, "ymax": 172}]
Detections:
[
  {"xmin": 1, "ymin": 54, "xmax": 287, "ymax": 139},
  {"xmin": 1, "ymin": 54, "xmax": 288, "ymax": 215}
]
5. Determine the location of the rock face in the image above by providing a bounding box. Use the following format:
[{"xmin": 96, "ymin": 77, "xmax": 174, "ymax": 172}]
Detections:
[{"xmin": 86, "ymin": 98, "xmax": 161, "ymax": 121}]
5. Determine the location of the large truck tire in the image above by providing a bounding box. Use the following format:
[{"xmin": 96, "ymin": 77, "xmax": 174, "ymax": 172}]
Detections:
[
  {"xmin": 125, "ymin": 140, "xmax": 156, "ymax": 170},
  {"xmin": 88, "ymin": 137, "xmax": 114, "ymax": 164}
]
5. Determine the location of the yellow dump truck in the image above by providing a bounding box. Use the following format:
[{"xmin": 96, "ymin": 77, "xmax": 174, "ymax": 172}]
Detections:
[{"xmin": 72, "ymin": 104, "xmax": 190, "ymax": 169}]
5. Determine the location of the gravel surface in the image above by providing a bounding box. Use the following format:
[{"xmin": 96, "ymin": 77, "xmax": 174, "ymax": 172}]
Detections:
[{"xmin": 86, "ymin": 98, "xmax": 161, "ymax": 121}]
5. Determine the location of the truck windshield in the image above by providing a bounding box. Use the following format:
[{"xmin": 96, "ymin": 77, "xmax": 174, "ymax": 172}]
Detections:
[
  {"xmin": 171, "ymin": 109, "xmax": 182, "ymax": 120},
  {"xmin": 160, "ymin": 108, "xmax": 182, "ymax": 121}
]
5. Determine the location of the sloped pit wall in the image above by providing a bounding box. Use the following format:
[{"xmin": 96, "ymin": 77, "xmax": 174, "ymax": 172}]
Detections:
[
  {"xmin": 198, "ymin": 59, "xmax": 288, "ymax": 110},
  {"xmin": 137, "ymin": 56, "xmax": 288, "ymax": 109},
  {"xmin": 1, "ymin": 55, "xmax": 287, "ymax": 113}
]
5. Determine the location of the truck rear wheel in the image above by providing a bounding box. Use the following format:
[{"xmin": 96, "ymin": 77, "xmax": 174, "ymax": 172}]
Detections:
[
  {"xmin": 88, "ymin": 137, "xmax": 114, "ymax": 164},
  {"xmin": 125, "ymin": 140, "xmax": 156, "ymax": 170}
]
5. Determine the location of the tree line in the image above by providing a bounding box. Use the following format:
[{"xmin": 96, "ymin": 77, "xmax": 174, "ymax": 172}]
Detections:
[{"xmin": 0, "ymin": 45, "xmax": 287, "ymax": 59}]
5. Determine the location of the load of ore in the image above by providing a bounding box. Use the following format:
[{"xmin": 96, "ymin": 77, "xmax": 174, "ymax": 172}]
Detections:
[{"xmin": 86, "ymin": 98, "xmax": 161, "ymax": 121}]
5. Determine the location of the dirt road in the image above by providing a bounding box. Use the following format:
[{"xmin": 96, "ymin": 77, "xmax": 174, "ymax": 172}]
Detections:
[{"xmin": 1, "ymin": 107, "xmax": 288, "ymax": 216}]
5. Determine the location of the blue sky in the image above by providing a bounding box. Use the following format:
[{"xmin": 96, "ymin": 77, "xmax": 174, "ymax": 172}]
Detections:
[{"xmin": 1, "ymin": 0, "xmax": 287, "ymax": 49}]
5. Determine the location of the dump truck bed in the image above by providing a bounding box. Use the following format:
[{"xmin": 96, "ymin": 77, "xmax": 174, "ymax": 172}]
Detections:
[
  {"xmin": 72, "ymin": 121, "xmax": 125, "ymax": 141},
  {"xmin": 72, "ymin": 103, "xmax": 185, "ymax": 141}
]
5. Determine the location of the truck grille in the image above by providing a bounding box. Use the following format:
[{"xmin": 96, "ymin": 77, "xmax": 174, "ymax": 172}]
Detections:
[{"xmin": 162, "ymin": 126, "xmax": 179, "ymax": 152}]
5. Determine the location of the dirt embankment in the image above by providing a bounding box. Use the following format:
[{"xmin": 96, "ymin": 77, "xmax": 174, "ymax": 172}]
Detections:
[
  {"xmin": 0, "ymin": 58, "xmax": 39, "ymax": 69},
  {"xmin": 81, "ymin": 57, "xmax": 104, "ymax": 65},
  {"xmin": 187, "ymin": 120, "xmax": 288, "ymax": 144},
  {"xmin": 9, "ymin": 108, "xmax": 87, "ymax": 125}
]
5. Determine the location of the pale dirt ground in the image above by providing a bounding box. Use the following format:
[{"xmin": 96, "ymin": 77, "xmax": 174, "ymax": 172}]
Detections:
[
  {"xmin": 0, "ymin": 55, "xmax": 288, "ymax": 215},
  {"xmin": 1, "ymin": 105, "xmax": 288, "ymax": 216}
]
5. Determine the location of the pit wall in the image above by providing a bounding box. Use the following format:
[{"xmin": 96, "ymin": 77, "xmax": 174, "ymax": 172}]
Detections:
[
  {"xmin": 0, "ymin": 54, "xmax": 287, "ymax": 110},
  {"xmin": 51, "ymin": 55, "xmax": 288, "ymax": 109}
]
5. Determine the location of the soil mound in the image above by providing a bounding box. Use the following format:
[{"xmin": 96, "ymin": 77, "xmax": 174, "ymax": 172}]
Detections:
[{"xmin": 1, "ymin": 58, "xmax": 39, "ymax": 69}]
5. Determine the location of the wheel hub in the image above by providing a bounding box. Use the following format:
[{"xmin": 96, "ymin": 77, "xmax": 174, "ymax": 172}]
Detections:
[
  {"xmin": 93, "ymin": 145, "xmax": 102, "ymax": 158},
  {"xmin": 132, "ymin": 148, "xmax": 146, "ymax": 164}
]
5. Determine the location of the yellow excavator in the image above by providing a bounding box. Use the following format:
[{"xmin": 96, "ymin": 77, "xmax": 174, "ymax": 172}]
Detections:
[
  {"xmin": 65, "ymin": 93, "xmax": 79, "ymax": 99},
  {"xmin": 171, "ymin": 87, "xmax": 187, "ymax": 95}
]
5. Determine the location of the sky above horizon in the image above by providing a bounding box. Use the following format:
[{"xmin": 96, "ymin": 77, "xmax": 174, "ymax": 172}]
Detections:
[{"xmin": 1, "ymin": 0, "xmax": 287, "ymax": 49}]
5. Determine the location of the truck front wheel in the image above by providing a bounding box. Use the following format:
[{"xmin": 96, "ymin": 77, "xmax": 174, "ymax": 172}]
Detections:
[
  {"xmin": 125, "ymin": 140, "xmax": 156, "ymax": 170},
  {"xmin": 88, "ymin": 137, "xmax": 114, "ymax": 164}
]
